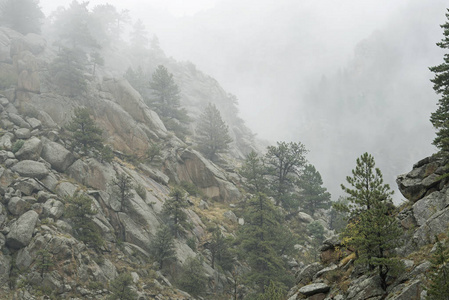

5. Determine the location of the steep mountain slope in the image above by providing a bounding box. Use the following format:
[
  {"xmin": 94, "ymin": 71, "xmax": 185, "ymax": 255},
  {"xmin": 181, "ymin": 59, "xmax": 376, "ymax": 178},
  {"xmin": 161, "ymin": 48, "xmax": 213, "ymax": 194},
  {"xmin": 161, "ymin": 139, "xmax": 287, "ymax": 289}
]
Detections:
[{"xmin": 287, "ymin": 155, "xmax": 449, "ymax": 299}]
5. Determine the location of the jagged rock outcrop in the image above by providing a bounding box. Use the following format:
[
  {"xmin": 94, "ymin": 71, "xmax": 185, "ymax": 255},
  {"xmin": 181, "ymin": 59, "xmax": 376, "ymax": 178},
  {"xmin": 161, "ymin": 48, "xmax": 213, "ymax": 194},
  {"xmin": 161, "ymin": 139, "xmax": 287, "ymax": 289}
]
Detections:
[{"xmin": 287, "ymin": 154, "xmax": 449, "ymax": 300}]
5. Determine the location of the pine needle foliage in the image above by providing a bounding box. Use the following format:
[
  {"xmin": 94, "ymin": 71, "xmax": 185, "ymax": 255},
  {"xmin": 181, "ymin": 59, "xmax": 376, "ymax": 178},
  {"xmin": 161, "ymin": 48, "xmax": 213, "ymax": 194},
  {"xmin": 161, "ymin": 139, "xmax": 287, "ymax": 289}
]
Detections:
[
  {"xmin": 108, "ymin": 272, "xmax": 138, "ymax": 300},
  {"xmin": 338, "ymin": 153, "xmax": 402, "ymax": 290},
  {"xmin": 196, "ymin": 103, "xmax": 233, "ymax": 160},
  {"xmin": 65, "ymin": 193, "xmax": 104, "ymax": 250},
  {"xmin": 430, "ymin": 9, "xmax": 449, "ymax": 156},
  {"xmin": 66, "ymin": 107, "xmax": 104, "ymax": 154},
  {"xmin": 298, "ymin": 164, "xmax": 331, "ymax": 216},
  {"xmin": 150, "ymin": 225, "xmax": 176, "ymax": 270},
  {"xmin": 426, "ymin": 236, "xmax": 449, "ymax": 299},
  {"xmin": 161, "ymin": 187, "xmax": 188, "ymax": 237},
  {"xmin": 0, "ymin": 0, "xmax": 44, "ymax": 34},
  {"xmin": 265, "ymin": 141, "xmax": 308, "ymax": 210}
]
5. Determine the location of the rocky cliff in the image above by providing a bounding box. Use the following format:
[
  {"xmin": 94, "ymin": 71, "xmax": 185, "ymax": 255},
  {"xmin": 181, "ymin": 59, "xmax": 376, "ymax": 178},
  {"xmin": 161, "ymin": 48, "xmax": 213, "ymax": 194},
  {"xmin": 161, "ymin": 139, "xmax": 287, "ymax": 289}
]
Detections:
[
  {"xmin": 0, "ymin": 26, "xmax": 257, "ymax": 299},
  {"xmin": 287, "ymin": 155, "xmax": 449, "ymax": 300}
]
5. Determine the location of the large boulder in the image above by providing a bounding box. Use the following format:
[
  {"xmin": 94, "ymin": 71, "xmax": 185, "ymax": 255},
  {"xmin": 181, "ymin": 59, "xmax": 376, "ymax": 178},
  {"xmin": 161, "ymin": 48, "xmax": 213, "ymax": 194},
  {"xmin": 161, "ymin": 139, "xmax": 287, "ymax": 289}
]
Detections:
[
  {"xmin": 14, "ymin": 136, "xmax": 43, "ymax": 160},
  {"xmin": 412, "ymin": 189, "xmax": 448, "ymax": 226},
  {"xmin": 296, "ymin": 262, "xmax": 324, "ymax": 286},
  {"xmin": 298, "ymin": 283, "xmax": 330, "ymax": 296},
  {"xmin": 346, "ymin": 275, "xmax": 385, "ymax": 300},
  {"xmin": 396, "ymin": 156, "xmax": 446, "ymax": 202},
  {"xmin": 66, "ymin": 158, "xmax": 114, "ymax": 190},
  {"xmin": 10, "ymin": 33, "xmax": 46, "ymax": 56},
  {"xmin": 175, "ymin": 149, "xmax": 240, "ymax": 201},
  {"xmin": 412, "ymin": 205, "xmax": 449, "ymax": 247},
  {"xmin": 40, "ymin": 139, "xmax": 75, "ymax": 172},
  {"xmin": 6, "ymin": 210, "xmax": 38, "ymax": 249},
  {"xmin": 11, "ymin": 160, "xmax": 49, "ymax": 179}
]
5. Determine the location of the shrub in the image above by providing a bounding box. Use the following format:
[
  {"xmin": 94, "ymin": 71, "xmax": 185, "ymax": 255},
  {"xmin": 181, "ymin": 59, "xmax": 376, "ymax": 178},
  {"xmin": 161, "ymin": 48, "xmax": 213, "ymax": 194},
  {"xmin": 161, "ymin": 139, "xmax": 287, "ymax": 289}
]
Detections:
[
  {"xmin": 12, "ymin": 140, "xmax": 24, "ymax": 153},
  {"xmin": 134, "ymin": 183, "xmax": 147, "ymax": 200}
]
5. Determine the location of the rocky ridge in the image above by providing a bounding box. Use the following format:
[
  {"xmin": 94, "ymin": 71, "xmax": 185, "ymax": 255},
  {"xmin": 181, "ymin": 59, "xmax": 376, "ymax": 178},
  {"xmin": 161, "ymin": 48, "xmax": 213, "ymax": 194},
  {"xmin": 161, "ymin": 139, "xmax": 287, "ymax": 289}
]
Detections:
[
  {"xmin": 0, "ymin": 26, "xmax": 256, "ymax": 299},
  {"xmin": 287, "ymin": 155, "xmax": 449, "ymax": 300}
]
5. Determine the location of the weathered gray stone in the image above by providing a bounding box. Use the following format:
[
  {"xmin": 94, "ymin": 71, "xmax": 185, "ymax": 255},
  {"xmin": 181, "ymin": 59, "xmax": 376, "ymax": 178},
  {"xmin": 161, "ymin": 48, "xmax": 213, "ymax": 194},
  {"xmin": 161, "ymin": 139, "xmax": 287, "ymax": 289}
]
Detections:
[
  {"xmin": 55, "ymin": 181, "xmax": 78, "ymax": 198},
  {"xmin": 13, "ymin": 178, "xmax": 41, "ymax": 195},
  {"xmin": 43, "ymin": 199, "xmax": 64, "ymax": 219},
  {"xmin": 296, "ymin": 262, "xmax": 324, "ymax": 285},
  {"xmin": 14, "ymin": 128, "xmax": 31, "ymax": 139},
  {"xmin": 7, "ymin": 197, "xmax": 29, "ymax": 216},
  {"xmin": 10, "ymin": 33, "xmax": 46, "ymax": 56},
  {"xmin": 386, "ymin": 280, "xmax": 422, "ymax": 300},
  {"xmin": 413, "ymin": 206, "xmax": 449, "ymax": 247},
  {"xmin": 298, "ymin": 283, "xmax": 330, "ymax": 296},
  {"xmin": 0, "ymin": 254, "xmax": 11, "ymax": 292},
  {"xmin": 40, "ymin": 139, "xmax": 75, "ymax": 172},
  {"xmin": 297, "ymin": 212, "xmax": 314, "ymax": 223},
  {"xmin": 0, "ymin": 132, "xmax": 13, "ymax": 150},
  {"xmin": 8, "ymin": 113, "xmax": 30, "ymax": 128},
  {"xmin": 14, "ymin": 136, "xmax": 42, "ymax": 160},
  {"xmin": 413, "ymin": 191, "xmax": 446, "ymax": 226},
  {"xmin": 6, "ymin": 210, "xmax": 38, "ymax": 249},
  {"xmin": 11, "ymin": 160, "xmax": 49, "ymax": 179},
  {"xmin": 26, "ymin": 117, "xmax": 41, "ymax": 129},
  {"xmin": 223, "ymin": 210, "xmax": 238, "ymax": 223},
  {"xmin": 346, "ymin": 275, "xmax": 384, "ymax": 300}
]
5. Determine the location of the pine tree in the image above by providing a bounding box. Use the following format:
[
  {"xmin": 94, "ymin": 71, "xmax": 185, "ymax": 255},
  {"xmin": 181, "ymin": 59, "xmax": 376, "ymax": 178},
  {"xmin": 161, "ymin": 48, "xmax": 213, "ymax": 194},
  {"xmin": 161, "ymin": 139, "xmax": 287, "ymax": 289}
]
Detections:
[
  {"xmin": 257, "ymin": 280, "xmax": 286, "ymax": 300},
  {"xmin": 162, "ymin": 187, "xmax": 188, "ymax": 237},
  {"xmin": 430, "ymin": 9, "xmax": 449, "ymax": 155},
  {"xmin": 50, "ymin": 47, "xmax": 87, "ymax": 97},
  {"xmin": 35, "ymin": 249, "xmax": 53, "ymax": 277},
  {"xmin": 111, "ymin": 172, "xmax": 134, "ymax": 211},
  {"xmin": 66, "ymin": 107, "xmax": 104, "ymax": 154},
  {"xmin": 52, "ymin": 1, "xmax": 99, "ymax": 50},
  {"xmin": 426, "ymin": 236, "xmax": 449, "ymax": 299},
  {"xmin": 150, "ymin": 225, "xmax": 176, "ymax": 270},
  {"xmin": 178, "ymin": 257, "xmax": 208, "ymax": 297},
  {"xmin": 208, "ymin": 226, "xmax": 234, "ymax": 271},
  {"xmin": 339, "ymin": 153, "xmax": 402, "ymax": 290},
  {"xmin": 109, "ymin": 272, "xmax": 138, "ymax": 300},
  {"xmin": 237, "ymin": 193, "xmax": 293, "ymax": 294},
  {"xmin": 299, "ymin": 164, "xmax": 331, "ymax": 216},
  {"xmin": 196, "ymin": 103, "xmax": 233, "ymax": 160},
  {"xmin": 149, "ymin": 65, "xmax": 190, "ymax": 138},
  {"xmin": 65, "ymin": 193, "xmax": 104, "ymax": 250},
  {"xmin": 0, "ymin": 0, "xmax": 44, "ymax": 34},
  {"xmin": 239, "ymin": 150, "xmax": 268, "ymax": 194},
  {"xmin": 265, "ymin": 141, "xmax": 308, "ymax": 210}
]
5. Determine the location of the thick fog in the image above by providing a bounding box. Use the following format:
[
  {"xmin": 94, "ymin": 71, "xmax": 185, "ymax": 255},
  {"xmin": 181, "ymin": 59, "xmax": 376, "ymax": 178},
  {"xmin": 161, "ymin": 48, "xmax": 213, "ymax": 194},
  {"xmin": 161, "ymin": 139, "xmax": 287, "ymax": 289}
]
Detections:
[{"xmin": 40, "ymin": 0, "xmax": 448, "ymax": 202}]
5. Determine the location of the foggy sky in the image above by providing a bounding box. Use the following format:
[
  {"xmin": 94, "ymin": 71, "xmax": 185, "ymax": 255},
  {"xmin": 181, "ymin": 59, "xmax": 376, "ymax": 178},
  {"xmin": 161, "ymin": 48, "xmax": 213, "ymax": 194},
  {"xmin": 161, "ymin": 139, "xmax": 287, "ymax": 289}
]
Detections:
[{"xmin": 39, "ymin": 0, "xmax": 449, "ymax": 202}]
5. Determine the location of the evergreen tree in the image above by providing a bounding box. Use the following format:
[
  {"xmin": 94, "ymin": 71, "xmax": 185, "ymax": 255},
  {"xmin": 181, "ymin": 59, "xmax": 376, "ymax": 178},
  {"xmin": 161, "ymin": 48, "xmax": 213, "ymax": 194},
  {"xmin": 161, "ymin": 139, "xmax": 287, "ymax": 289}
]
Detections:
[
  {"xmin": 329, "ymin": 196, "xmax": 349, "ymax": 232},
  {"xmin": 426, "ymin": 236, "xmax": 449, "ymax": 299},
  {"xmin": 109, "ymin": 272, "xmax": 138, "ymax": 300},
  {"xmin": 149, "ymin": 65, "xmax": 190, "ymax": 138},
  {"xmin": 130, "ymin": 19, "xmax": 149, "ymax": 51},
  {"xmin": 239, "ymin": 150, "xmax": 268, "ymax": 194},
  {"xmin": 50, "ymin": 47, "xmax": 87, "ymax": 97},
  {"xmin": 307, "ymin": 221, "xmax": 326, "ymax": 261},
  {"xmin": 265, "ymin": 141, "xmax": 308, "ymax": 210},
  {"xmin": 177, "ymin": 257, "xmax": 208, "ymax": 297},
  {"xmin": 162, "ymin": 187, "xmax": 188, "ymax": 237},
  {"xmin": 237, "ymin": 193, "xmax": 293, "ymax": 294},
  {"xmin": 52, "ymin": 1, "xmax": 99, "ymax": 50},
  {"xmin": 0, "ymin": 0, "xmax": 44, "ymax": 34},
  {"xmin": 298, "ymin": 164, "xmax": 331, "ymax": 216},
  {"xmin": 66, "ymin": 107, "xmax": 104, "ymax": 154},
  {"xmin": 257, "ymin": 280, "xmax": 286, "ymax": 300},
  {"xmin": 90, "ymin": 51, "xmax": 104, "ymax": 75},
  {"xmin": 196, "ymin": 103, "xmax": 233, "ymax": 160},
  {"xmin": 430, "ymin": 9, "xmax": 449, "ymax": 155},
  {"xmin": 149, "ymin": 65, "xmax": 181, "ymax": 118},
  {"xmin": 208, "ymin": 226, "xmax": 234, "ymax": 271},
  {"xmin": 35, "ymin": 249, "xmax": 53, "ymax": 277},
  {"xmin": 111, "ymin": 172, "xmax": 134, "ymax": 211},
  {"xmin": 150, "ymin": 225, "xmax": 176, "ymax": 270},
  {"xmin": 339, "ymin": 153, "xmax": 402, "ymax": 290},
  {"xmin": 65, "ymin": 193, "xmax": 104, "ymax": 250}
]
